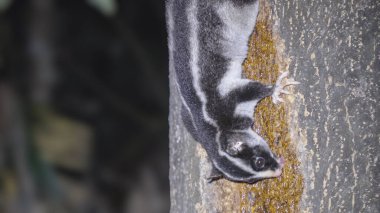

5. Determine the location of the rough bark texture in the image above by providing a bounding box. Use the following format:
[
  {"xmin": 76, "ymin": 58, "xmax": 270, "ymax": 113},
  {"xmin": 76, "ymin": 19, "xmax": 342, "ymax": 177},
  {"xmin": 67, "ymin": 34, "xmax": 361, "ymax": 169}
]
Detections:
[
  {"xmin": 271, "ymin": 0, "xmax": 380, "ymax": 212},
  {"xmin": 169, "ymin": 0, "xmax": 379, "ymax": 212}
]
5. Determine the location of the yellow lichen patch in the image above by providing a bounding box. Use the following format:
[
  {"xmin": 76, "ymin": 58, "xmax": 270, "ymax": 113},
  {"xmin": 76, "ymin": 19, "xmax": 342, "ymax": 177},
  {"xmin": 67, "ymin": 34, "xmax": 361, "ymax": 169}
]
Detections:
[{"xmin": 239, "ymin": 2, "xmax": 304, "ymax": 212}]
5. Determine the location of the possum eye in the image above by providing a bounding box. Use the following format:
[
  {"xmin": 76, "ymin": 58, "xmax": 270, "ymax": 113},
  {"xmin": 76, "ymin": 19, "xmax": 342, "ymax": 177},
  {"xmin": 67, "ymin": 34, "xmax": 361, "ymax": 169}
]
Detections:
[{"xmin": 253, "ymin": 157, "xmax": 265, "ymax": 169}]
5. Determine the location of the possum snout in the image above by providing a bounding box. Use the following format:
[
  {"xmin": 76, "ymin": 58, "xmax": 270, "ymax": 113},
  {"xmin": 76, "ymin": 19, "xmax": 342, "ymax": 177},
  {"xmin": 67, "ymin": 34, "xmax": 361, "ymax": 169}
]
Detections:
[{"xmin": 278, "ymin": 156, "xmax": 285, "ymax": 168}]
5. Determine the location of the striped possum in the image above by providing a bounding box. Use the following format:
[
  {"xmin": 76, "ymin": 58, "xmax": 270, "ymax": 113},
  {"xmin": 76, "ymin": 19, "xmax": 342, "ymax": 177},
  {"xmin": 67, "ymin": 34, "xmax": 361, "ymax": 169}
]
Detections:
[{"xmin": 166, "ymin": 0, "xmax": 299, "ymax": 183}]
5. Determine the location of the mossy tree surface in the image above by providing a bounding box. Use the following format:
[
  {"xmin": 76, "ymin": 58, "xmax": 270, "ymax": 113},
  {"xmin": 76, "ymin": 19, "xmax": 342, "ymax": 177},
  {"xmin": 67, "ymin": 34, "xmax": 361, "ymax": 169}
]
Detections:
[{"xmin": 240, "ymin": 1, "xmax": 303, "ymax": 212}]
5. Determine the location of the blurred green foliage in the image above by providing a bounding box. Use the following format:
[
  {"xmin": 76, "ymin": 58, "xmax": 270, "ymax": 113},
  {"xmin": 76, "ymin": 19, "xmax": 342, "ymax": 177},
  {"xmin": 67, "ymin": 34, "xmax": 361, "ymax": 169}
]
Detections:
[
  {"xmin": 0, "ymin": 0, "xmax": 11, "ymax": 12},
  {"xmin": 86, "ymin": 0, "xmax": 116, "ymax": 17}
]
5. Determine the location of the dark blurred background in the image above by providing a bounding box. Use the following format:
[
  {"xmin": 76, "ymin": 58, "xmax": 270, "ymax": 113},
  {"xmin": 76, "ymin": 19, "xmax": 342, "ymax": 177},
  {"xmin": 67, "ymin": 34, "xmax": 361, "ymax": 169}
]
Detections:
[{"xmin": 0, "ymin": 0, "xmax": 169, "ymax": 212}]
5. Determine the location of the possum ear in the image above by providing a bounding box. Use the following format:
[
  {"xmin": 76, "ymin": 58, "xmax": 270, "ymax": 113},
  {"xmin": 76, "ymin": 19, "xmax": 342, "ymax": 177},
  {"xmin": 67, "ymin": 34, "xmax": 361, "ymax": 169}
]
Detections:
[
  {"xmin": 207, "ymin": 166, "xmax": 223, "ymax": 183},
  {"xmin": 226, "ymin": 141, "xmax": 250, "ymax": 157}
]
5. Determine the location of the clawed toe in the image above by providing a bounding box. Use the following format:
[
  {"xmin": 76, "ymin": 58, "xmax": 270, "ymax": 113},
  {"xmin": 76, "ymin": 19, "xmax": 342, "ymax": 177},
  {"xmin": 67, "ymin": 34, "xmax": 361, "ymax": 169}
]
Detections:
[
  {"xmin": 280, "ymin": 89, "xmax": 291, "ymax": 95},
  {"xmin": 271, "ymin": 72, "xmax": 299, "ymax": 104},
  {"xmin": 278, "ymin": 71, "xmax": 289, "ymax": 80},
  {"xmin": 284, "ymin": 79, "xmax": 300, "ymax": 86},
  {"xmin": 276, "ymin": 98, "xmax": 284, "ymax": 103},
  {"xmin": 272, "ymin": 93, "xmax": 284, "ymax": 104},
  {"xmin": 275, "ymin": 72, "xmax": 289, "ymax": 86}
]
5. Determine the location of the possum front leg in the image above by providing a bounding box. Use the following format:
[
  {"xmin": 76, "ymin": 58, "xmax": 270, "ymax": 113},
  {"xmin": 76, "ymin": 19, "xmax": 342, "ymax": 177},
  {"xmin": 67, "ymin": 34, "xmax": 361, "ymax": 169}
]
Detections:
[
  {"xmin": 228, "ymin": 81, "xmax": 273, "ymax": 102},
  {"xmin": 226, "ymin": 72, "xmax": 299, "ymax": 105}
]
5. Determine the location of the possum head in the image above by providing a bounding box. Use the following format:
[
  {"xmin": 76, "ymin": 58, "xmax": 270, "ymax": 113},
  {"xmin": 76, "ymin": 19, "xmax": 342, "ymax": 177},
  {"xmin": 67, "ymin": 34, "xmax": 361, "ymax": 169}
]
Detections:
[{"xmin": 213, "ymin": 130, "xmax": 284, "ymax": 183}]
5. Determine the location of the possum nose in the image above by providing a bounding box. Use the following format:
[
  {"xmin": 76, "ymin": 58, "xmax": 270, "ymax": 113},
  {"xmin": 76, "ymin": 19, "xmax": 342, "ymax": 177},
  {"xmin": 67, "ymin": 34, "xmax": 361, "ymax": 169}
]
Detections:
[{"xmin": 278, "ymin": 157, "xmax": 285, "ymax": 168}]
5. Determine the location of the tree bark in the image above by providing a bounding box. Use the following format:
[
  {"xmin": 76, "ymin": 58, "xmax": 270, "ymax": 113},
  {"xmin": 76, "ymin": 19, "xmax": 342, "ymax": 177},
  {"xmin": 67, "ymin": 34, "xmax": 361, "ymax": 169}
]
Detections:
[
  {"xmin": 271, "ymin": 0, "xmax": 380, "ymax": 212},
  {"xmin": 169, "ymin": 0, "xmax": 379, "ymax": 212}
]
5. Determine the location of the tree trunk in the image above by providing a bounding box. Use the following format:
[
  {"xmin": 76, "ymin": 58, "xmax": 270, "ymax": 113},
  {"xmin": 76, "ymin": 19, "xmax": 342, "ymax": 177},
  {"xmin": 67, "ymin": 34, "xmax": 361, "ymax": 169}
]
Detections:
[{"xmin": 168, "ymin": 0, "xmax": 379, "ymax": 212}]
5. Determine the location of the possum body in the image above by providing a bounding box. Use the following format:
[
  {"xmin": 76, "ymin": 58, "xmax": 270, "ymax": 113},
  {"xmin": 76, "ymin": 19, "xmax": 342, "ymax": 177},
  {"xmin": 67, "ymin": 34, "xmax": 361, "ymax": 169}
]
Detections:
[{"xmin": 167, "ymin": 0, "xmax": 296, "ymax": 183}]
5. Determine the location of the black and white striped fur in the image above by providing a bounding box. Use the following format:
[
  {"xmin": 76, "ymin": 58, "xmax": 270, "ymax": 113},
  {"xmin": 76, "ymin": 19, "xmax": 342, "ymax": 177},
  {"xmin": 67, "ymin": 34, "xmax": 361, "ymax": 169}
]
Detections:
[{"xmin": 167, "ymin": 0, "xmax": 298, "ymax": 183}]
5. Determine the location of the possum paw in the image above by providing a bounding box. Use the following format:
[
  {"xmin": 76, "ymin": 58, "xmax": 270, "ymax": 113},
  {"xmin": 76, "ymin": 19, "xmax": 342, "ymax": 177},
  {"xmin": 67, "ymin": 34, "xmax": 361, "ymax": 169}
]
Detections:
[{"xmin": 271, "ymin": 72, "xmax": 300, "ymax": 104}]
